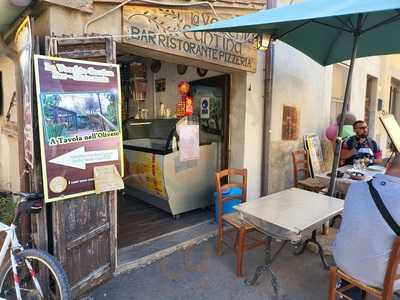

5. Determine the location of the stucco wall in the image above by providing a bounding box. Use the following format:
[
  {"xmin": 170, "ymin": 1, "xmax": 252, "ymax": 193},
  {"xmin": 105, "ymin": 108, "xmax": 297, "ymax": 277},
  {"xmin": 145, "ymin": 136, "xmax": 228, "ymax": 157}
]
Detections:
[
  {"xmin": 344, "ymin": 55, "xmax": 400, "ymax": 157},
  {"xmin": 243, "ymin": 51, "xmax": 265, "ymax": 200},
  {"xmin": 374, "ymin": 55, "xmax": 400, "ymax": 155},
  {"xmin": 268, "ymin": 41, "xmax": 330, "ymax": 193},
  {"xmin": 266, "ymin": 0, "xmax": 400, "ymax": 194},
  {"xmin": 0, "ymin": 55, "xmax": 20, "ymax": 192},
  {"xmin": 268, "ymin": 46, "xmax": 400, "ymax": 193}
]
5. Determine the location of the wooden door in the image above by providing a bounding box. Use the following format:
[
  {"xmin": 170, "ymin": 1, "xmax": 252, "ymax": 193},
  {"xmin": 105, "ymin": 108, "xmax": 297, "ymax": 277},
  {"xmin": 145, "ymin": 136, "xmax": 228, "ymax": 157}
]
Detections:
[{"xmin": 45, "ymin": 36, "xmax": 117, "ymax": 297}]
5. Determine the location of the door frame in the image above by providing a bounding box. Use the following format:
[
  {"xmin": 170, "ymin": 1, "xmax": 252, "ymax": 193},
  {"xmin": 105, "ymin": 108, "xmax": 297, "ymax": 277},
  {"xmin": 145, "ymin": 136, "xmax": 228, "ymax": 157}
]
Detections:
[
  {"xmin": 190, "ymin": 74, "xmax": 231, "ymax": 170},
  {"xmin": 43, "ymin": 35, "xmax": 118, "ymax": 297}
]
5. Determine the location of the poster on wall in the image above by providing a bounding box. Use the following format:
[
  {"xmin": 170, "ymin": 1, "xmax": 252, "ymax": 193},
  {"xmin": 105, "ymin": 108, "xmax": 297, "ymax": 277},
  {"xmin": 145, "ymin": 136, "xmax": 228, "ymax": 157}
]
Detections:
[
  {"xmin": 34, "ymin": 55, "xmax": 124, "ymax": 202},
  {"xmin": 15, "ymin": 16, "xmax": 34, "ymax": 167},
  {"xmin": 304, "ymin": 134, "xmax": 325, "ymax": 176}
]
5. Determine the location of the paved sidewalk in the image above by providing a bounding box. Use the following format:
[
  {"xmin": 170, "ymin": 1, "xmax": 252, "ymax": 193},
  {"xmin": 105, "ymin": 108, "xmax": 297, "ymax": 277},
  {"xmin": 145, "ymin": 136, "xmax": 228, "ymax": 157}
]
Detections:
[{"xmin": 89, "ymin": 237, "xmax": 334, "ymax": 300}]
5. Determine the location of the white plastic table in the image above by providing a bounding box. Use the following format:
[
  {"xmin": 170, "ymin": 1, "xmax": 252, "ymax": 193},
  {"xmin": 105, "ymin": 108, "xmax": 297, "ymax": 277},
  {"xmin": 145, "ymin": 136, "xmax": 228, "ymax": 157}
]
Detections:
[{"xmin": 234, "ymin": 188, "xmax": 344, "ymax": 298}]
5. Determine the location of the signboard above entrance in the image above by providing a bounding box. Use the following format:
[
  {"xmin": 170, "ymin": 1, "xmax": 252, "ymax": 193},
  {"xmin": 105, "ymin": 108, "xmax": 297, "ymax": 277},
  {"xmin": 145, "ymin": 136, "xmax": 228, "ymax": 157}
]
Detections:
[{"xmin": 122, "ymin": 6, "xmax": 257, "ymax": 72}]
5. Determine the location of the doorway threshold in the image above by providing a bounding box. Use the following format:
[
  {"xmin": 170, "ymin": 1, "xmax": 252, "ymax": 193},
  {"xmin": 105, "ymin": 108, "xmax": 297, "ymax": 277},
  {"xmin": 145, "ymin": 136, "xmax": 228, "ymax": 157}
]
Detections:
[{"xmin": 116, "ymin": 220, "xmax": 217, "ymax": 275}]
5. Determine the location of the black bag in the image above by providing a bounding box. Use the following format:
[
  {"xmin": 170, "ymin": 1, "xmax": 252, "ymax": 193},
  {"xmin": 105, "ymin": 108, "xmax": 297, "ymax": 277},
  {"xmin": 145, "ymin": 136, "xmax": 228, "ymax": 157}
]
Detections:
[{"xmin": 367, "ymin": 179, "xmax": 400, "ymax": 236}]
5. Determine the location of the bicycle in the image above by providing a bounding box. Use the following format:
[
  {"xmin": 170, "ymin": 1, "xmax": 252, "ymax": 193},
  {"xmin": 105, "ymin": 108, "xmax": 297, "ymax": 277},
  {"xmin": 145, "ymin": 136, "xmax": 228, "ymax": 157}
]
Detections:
[{"xmin": 0, "ymin": 192, "xmax": 72, "ymax": 300}]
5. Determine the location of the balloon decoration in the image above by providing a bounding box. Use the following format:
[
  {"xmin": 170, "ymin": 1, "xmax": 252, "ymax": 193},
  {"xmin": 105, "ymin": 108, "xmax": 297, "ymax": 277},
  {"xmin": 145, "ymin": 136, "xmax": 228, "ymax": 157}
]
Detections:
[
  {"xmin": 326, "ymin": 113, "xmax": 357, "ymax": 141},
  {"xmin": 341, "ymin": 125, "xmax": 354, "ymax": 138},
  {"xmin": 325, "ymin": 123, "xmax": 355, "ymax": 141},
  {"xmin": 176, "ymin": 81, "xmax": 193, "ymax": 118},
  {"xmin": 325, "ymin": 124, "xmax": 338, "ymax": 141}
]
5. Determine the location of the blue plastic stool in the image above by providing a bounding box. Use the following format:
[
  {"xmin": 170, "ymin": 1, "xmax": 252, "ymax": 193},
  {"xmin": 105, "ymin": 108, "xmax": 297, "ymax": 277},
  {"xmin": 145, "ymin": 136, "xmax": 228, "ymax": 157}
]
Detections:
[{"xmin": 213, "ymin": 187, "xmax": 242, "ymax": 223}]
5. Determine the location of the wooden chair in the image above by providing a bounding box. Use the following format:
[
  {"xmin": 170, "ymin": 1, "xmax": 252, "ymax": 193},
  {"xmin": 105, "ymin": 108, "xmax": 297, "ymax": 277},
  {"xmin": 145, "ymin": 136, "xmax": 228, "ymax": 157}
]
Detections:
[
  {"xmin": 328, "ymin": 236, "xmax": 400, "ymax": 300},
  {"xmin": 215, "ymin": 168, "xmax": 265, "ymax": 277},
  {"xmin": 292, "ymin": 149, "xmax": 325, "ymax": 193}
]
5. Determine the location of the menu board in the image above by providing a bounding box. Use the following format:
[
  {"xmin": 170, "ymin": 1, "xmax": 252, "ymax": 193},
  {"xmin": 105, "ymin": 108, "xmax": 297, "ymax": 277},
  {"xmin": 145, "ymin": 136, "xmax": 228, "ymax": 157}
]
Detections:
[
  {"xmin": 380, "ymin": 114, "xmax": 400, "ymax": 152},
  {"xmin": 304, "ymin": 134, "xmax": 325, "ymax": 176},
  {"xmin": 34, "ymin": 55, "xmax": 124, "ymax": 202}
]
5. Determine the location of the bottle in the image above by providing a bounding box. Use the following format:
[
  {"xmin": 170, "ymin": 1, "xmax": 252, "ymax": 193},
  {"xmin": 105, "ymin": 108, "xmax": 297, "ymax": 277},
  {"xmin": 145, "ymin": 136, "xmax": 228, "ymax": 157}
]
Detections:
[
  {"xmin": 159, "ymin": 103, "xmax": 165, "ymax": 118},
  {"xmin": 172, "ymin": 136, "xmax": 177, "ymax": 152},
  {"xmin": 165, "ymin": 108, "xmax": 171, "ymax": 118}
]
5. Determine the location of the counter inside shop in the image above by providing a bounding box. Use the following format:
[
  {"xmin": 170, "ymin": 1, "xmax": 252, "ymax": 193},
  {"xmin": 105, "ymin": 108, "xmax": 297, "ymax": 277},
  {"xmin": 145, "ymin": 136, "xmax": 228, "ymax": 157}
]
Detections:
[{"xmin": 123, "ymin": 118, "xmax": 217, "ymax": 217}]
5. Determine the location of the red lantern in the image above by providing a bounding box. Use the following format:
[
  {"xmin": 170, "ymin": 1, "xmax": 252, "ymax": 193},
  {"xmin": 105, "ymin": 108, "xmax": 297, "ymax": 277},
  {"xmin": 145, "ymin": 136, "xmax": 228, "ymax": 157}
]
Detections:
[{"xmin": 176, "ymin": 81, "xmax": 193, "ymax": 118}]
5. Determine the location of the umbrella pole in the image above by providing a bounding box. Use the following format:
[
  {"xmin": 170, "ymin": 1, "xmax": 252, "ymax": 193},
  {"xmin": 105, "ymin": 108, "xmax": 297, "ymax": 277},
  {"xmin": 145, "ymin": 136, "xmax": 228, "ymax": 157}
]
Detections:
[{"xmin": 327, "ymin": 33, "xmax": 360, "ymax": 196}]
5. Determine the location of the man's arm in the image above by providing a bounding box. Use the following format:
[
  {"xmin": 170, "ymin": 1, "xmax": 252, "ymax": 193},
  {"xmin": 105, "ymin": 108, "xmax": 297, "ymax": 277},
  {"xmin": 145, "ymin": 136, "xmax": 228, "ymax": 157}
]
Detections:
[
  {"xmin": 340, "ymin": 139, "xmax": 356, "ymax": 160},
  {"xmin": 372, "ymin": 140, "xmax": 384, "ymax": 165},
  {"xmin": 341, "ymin": 148, "xmax": 357, "ymax": 160}
]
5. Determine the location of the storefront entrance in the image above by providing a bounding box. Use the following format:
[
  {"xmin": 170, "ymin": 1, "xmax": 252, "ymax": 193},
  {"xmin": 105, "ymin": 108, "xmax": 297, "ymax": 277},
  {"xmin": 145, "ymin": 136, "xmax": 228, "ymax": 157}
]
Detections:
[
  {"xmin": 116, "ymin": 49, "xmax": 231, "ymax": 249},
  {"xmin": 37, "ymin": 0, "xmax": 260, "ymax": 293}
]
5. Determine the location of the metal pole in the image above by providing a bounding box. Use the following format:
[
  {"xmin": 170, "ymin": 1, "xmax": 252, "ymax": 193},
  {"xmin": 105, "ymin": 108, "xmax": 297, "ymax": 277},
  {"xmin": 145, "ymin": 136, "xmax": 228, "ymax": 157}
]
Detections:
[
  {"xmin": 261, "ymin": 0, "xmax": 276, "ymax": 196},
  {"xmin": 328, "ymin": 15, "xmax": 362, "ymax": 196}
]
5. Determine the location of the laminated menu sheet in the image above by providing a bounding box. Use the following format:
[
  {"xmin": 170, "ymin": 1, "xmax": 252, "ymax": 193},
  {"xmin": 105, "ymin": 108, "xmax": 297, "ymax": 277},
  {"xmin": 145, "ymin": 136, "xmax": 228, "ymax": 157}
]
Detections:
[
  {"xmin": 177, "ymin": 124, "xmax": 200, "ymax": 162},
  {"xmin": 94, "ymin": 165, "xmax": 124, "ymax": 194}
]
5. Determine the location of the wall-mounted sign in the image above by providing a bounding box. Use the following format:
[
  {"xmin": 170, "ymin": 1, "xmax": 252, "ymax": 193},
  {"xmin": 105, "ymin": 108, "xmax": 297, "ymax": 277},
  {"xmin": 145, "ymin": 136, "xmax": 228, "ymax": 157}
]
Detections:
[
  {"xmin": 200, "ymin": 97, "xmax": 210, "ymax": 119},
  {"xmin": 34, "ymin": 55, "xmax": 124, "ymax": 202},
  {"xmin": 155, "ymin": 78, "xmax": 166, "ymax": 92},
  {"xmin": 282, "ymin": 105, "xmax": 299, "ymax": 140},
  {"xmin": 123, "ymin": 6, "xmax": 257, "ymax": 72},
  {"xmin": 15, "ymin": 16, "xmax": 34, "ymax": 167}
]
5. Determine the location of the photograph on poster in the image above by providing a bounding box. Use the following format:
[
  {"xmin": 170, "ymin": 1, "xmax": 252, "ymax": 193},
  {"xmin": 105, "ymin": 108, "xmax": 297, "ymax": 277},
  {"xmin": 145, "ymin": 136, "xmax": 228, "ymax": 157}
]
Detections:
[{"xmin": 40, "ymin": 92, "xmax": 119, "ymax": 142}]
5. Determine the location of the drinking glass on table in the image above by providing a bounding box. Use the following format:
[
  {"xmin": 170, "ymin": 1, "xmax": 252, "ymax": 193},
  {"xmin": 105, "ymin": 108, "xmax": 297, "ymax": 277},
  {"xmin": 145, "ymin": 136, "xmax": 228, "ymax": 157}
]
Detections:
[
  {"xmin": 360, "ymin": 159, "xmax": 366, "ymax": 170},
  {"xmin": 353, "ymin": 159, "xmax": 361, "ymax": 170}
]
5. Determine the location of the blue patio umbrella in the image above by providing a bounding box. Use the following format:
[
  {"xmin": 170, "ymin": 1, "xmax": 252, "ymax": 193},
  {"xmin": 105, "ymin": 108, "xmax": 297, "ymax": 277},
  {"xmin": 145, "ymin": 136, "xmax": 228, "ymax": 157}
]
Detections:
[{"xmin": 189, "ymin": 0, "xmax": 400, "ymax": 195}]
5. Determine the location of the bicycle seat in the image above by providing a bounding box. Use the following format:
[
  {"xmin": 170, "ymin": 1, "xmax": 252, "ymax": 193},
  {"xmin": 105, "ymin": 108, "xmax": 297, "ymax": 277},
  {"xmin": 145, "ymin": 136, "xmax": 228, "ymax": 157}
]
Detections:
[
  {"xmin": 17, "ymin": 199, "xmax": 43, "ymax": 215},
  {"xmin": 14, "ymin": 192, "xmax": 43, "ymax": 201}
]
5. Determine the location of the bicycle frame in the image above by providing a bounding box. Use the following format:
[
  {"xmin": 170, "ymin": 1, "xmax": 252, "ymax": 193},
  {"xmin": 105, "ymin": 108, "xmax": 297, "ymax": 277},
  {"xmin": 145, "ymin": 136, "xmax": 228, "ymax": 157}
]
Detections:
[
  {"xmin": 0, "ymin": 221, "xmax": 43, "ymax": 300},
  {"xmin": 0, "ymin": 222, "xmax": 22, "ymax": 272},
  {"xmin": 0, "ymin": 222, "xmax": 22, "ymax": 300}
]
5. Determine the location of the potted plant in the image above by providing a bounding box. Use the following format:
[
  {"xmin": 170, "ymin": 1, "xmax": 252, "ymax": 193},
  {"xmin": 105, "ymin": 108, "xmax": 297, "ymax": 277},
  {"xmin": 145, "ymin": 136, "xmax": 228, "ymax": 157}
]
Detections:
[{"xmin": 0, "ymin": 195, "xmax": 15, "ymax": 245}]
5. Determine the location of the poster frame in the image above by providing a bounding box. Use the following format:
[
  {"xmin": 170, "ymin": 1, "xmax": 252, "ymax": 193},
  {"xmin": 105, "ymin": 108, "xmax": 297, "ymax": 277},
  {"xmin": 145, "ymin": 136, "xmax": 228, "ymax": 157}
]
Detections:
[
  {"xmin": 34, "ymin": 54, "xmax": 124, "ymax": 202},
  {"xmin": 15, "ymin": 16, "xmax": 34, "ymax": 168}
]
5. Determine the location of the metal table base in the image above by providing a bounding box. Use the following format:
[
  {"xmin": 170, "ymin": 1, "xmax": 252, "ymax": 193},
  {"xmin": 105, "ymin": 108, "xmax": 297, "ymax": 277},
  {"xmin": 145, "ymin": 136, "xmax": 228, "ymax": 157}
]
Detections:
[
  {"xmin": 245, "ymin": 231, "xmax": 331, "ymax": 299},
  {"xmin": 294, "ymin": 230, "xmax": 330, "ymax": 270},
  {"xmin": 245, "ymin": 237, "xmax": 288, "ymax": 299}
]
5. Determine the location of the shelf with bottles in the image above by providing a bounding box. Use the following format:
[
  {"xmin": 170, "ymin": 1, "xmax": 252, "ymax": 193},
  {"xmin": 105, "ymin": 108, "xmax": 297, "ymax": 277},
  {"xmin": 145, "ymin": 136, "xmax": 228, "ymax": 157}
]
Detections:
[{"xmin": 130, "ymin": 62, "xmax": 147, "ymax": 102}]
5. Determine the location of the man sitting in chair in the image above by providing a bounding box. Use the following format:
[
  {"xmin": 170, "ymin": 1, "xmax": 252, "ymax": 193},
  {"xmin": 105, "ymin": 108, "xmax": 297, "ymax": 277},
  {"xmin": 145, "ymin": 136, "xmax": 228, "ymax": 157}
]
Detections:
[
  {"xmin": 340, "ymin": 120, "xmax": 383, "ymax": 166},
  {"xmin": 332, "ymin": 153, "xmax": 400, "ymax": 298}
]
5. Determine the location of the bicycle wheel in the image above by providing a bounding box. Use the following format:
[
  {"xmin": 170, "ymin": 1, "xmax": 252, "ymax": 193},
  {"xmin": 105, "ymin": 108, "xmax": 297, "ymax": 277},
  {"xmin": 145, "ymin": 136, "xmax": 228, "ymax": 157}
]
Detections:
[{"xmin": 0, "ymin": 248, "xmax": 72, "ymax": 300}]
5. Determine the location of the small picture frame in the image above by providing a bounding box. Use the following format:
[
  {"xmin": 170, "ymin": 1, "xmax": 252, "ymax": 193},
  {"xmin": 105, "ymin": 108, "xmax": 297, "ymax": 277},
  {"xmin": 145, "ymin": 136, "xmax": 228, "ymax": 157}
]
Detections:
[{"xmin": 155, "ymin": 78, "xmax": 166, "ymax": 92}]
